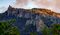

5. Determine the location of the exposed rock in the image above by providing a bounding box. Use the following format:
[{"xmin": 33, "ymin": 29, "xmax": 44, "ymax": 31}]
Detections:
[{"xmin": 0, "ymin": 5, "xmax": 60, "ymax": 35}]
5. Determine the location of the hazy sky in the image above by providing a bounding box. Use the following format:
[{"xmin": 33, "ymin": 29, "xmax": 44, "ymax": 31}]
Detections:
[
  {"xmin": 0, "ymin": 0, "xmax": 15, "ymax": 13},
  {"xmin": 0, "ymin": 0, "xmax": 60, "ymax": 13}
]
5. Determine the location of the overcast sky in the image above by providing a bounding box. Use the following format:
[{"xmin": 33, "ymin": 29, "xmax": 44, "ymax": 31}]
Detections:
[{"xmin": 0, "ymin": 0, "xmax": 60, "ymax": 13}]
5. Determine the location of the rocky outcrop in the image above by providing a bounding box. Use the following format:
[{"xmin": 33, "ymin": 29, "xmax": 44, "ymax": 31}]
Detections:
[{"xmin": 0, "ymin": 5, "xmax": 60, "ymax": 35}]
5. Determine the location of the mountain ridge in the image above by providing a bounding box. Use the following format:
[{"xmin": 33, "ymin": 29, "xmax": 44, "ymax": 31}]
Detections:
[
  {"xmin": 0, "ymin": 5, "xmax": 60, "ymax": 35},
  {"xmin": 7, "ymin": 5, "xmax": 60, "ymax": 18}
]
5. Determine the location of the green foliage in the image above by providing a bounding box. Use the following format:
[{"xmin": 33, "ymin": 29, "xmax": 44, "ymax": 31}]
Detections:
[
  {"xmin": 51, "ymin": 24, "xmax": 60, "ymax": 35},
  {"xmin": 30, "ymin": 32, "xmax": 38, "ymax": 35},
  {"xmin": 52, "ymin": 24, "xmax": 60, "ymax": 31},
  {"xmin": 0, "ymin": 19, "xmax": 20, "ymax": 35},
  {"xmin": 42, "ymin": 26, "xmax": 51, "ymax": 35},
  {"xmin": 42, "ymin": 24, "xmax": 60, "ymax": 35}
]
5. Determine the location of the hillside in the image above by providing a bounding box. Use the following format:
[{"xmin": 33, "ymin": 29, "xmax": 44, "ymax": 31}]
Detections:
[{"xmin": 0, "ymin": 5, "xmax": 60, "ymax": 35}]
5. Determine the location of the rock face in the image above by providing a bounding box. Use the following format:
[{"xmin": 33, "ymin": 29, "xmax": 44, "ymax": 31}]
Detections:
[{"xmin": 0, "ymin": 5, "xmax": 60, "ymax": 35}]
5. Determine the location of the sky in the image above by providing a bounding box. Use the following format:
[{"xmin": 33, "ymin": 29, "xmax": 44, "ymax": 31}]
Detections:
[
  {"xmin": 0, "ymin": 0, "xmax": 60, "ymax": 13},
  {"xmin": 0, "ymin": 0, "xmax": 16, "ymax": 13}
]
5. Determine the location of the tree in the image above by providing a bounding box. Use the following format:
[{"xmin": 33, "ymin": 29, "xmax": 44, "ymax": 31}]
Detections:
[
  {"xmin": 41, "ymin": 26, "xmax": 51, "ymax": 35},
  {"xmin": 51, "ymin": 24, "xmax": 60, "ymax": 35},
  {"xmin": 42, "ymin": 24, "xmax": 60, "ymax": 35},
  {"xmin": 30, "ymin": 32, "xmax": 38, "ymax": 35},
  {"xmin": 0, "ymin": 19, "xmax": 20, "ymax": 35}
]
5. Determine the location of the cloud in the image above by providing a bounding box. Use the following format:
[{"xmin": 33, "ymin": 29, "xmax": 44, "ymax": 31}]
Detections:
[
  {"xmin": 0, "ymin": 7, "xmax": 7, "ymax": 13},
  {"xmin": 33, "ymin": 0, "xmax": 56, "ymax": 7},
  {"xmin": 14, "ymin": 0, "xmax": 29, "ymax": 8},
  {"xmin": 33, "ymin": 0, "xmax": 60, "ymax": 13},
  {"xmin": 0, "ymin": 0, "xmax": 60, "ymax": 13},
  {"xmin": 55, "ymin": 0, "xmax": 60, "ymax": 9}
]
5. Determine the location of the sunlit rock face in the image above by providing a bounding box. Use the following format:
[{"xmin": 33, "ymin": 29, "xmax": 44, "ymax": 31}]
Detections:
[{"xmin": 0, "ymin": 6, "xmax": 60, "ymax": 35}]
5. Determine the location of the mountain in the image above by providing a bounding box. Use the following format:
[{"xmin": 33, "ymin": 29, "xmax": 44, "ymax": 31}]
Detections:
[{"xmin": 0, "ymin": 5, "xmax": 60, "ymax": 35}]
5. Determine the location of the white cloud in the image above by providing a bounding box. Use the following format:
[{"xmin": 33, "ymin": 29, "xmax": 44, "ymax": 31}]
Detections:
[
  {"xmin": 0, "ymin": 0, "xmax": 60, "ymax": 13},
  {"xmin": 0, "ymin": 7, "xmax": 8, "ymax": 13}
]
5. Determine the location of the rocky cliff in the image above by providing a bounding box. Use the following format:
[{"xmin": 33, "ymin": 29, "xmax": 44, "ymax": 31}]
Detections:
[{"xmin": 0, "ymin": 5, "xmax": 60, "ymax": 35}]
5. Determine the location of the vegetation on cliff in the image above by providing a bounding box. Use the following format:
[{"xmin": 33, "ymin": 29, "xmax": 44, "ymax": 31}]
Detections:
[
  {"xmin": 42, "ymin": 24, "xmax": 60, "ymax": 35},
  {"xmin": 0, "ymin": 19, "xmax": 20, "ymax": 35}
]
